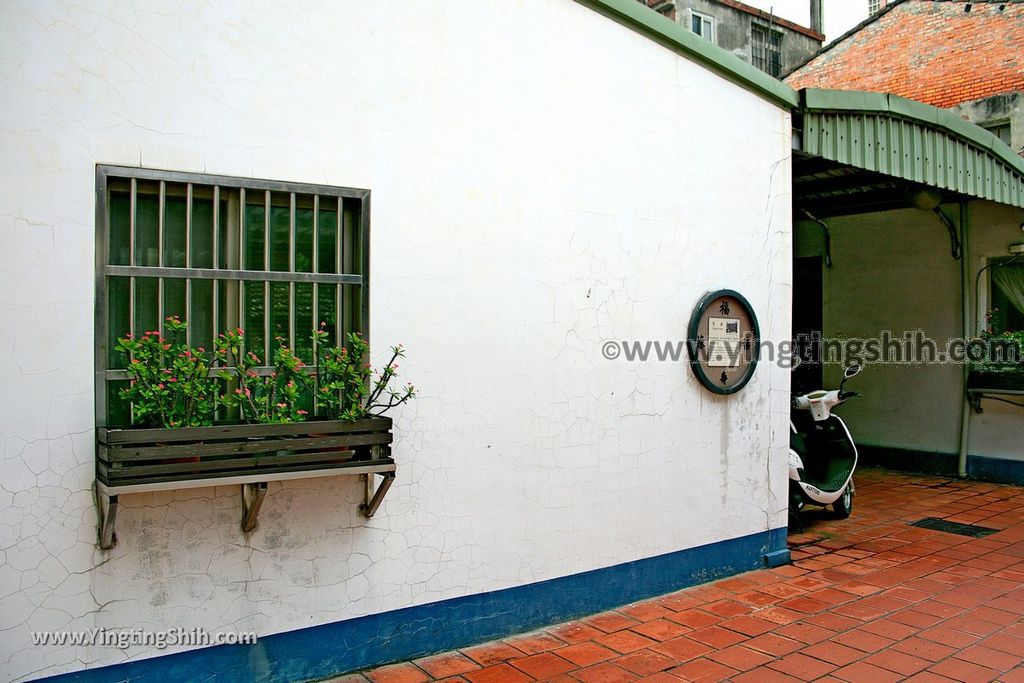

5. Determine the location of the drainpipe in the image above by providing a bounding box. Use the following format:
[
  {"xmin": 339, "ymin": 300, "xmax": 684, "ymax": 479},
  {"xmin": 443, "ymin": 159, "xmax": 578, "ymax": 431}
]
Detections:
[{"xmin": 957, "ymin": 202, "xmax": 970, "ymax": 478}]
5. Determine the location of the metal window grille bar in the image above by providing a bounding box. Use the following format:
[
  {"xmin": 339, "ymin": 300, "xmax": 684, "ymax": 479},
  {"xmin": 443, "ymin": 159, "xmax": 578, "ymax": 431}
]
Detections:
[
  {"xmin": 95, "ymin": 165, "xmax": 370, "ymax": 428},
  {"xmin": 158, "ymin": 180, "xmax": 165, "ymax": 336},
  {"xmin": 263, "ymin": 190, "xmax": 270, "ymax": 364},
  {"xmin": 289, "ymin": 192, "xmax": 296, "ymax": 351},
  {"xmin": 212, "ymin": 185, "xmax": 220, "ymax": 345}
]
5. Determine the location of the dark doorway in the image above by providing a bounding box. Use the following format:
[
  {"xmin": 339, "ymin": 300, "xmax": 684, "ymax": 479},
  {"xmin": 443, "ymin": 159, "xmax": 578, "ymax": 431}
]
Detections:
[{"xmin": 793, "ymin": 256, "xmax": 823, "ymax": 394}]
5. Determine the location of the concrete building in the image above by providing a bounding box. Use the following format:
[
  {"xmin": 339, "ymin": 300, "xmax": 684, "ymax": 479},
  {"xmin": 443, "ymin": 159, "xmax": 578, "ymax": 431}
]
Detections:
[
  {"xmin": 640, "ymin": 0, "xmax": 824, "ymax": 77},
  {"xmin": 786, "ymin": 0, "xmax": 1024, "ymax": 153},
  {"xmin": 784, "ymin": 1, "xmax": 1024, "ymax": 483},
  {"xmin": 0, "ymin": 1, "xmax": 795, "ymax": 681},
  {"xmin": 1, "ymin": 1, "xmax": 1023, "ymax": 682}
]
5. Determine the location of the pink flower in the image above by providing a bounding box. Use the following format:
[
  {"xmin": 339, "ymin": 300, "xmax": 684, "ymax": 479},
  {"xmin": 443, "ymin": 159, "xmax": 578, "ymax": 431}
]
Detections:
[
  {"xmin": 157, "ymin": 383, "xmax": 165, "ymax": 389},
  {"xmin": 277, "ymin": 402, "xmax": 286, "ymax": 408},
  {"xmin": 235, "ymin": 388, "xmax": 244, "ymax": 395},
  {"xmin": 297, "ymin": 410, "xmax": 308, "ymax": 415},
  {"xmin": 168, "ymin": 377, "xmax": 177, "ymax": 383},
  {"xmin": 244, "ymin": 388, "xmax": 251, "ymax": 397}
]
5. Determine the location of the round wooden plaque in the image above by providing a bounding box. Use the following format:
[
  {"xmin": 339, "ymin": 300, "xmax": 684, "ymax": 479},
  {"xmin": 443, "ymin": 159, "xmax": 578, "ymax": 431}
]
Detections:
[{"xmin": 687, "ymin": 290, "xmax": 760, "ymax": 395}]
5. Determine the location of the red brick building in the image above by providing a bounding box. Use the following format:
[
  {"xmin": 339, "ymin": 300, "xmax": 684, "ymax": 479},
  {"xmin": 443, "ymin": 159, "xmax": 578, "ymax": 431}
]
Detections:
[{"xmin": 785, "ymin": 0, "xmax": 1024, "ymax": 154}]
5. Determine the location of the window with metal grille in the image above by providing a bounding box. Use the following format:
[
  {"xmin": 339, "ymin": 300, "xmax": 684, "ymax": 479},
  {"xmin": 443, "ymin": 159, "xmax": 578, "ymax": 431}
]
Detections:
[
  {"xmin": 95, "ymin": 166, "xmax": 369, "ymax": 427},
  {"xmin": 869, "ymin": 0, "xmax": 881, "ymax": 14},
  {"xmin": 751, "ymin": 24, "xmax": 783, "ymax": 78}
]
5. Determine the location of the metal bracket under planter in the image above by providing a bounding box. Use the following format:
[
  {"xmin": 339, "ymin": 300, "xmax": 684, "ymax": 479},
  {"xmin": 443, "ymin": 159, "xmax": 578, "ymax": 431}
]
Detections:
[
  {"xmin": 94, "ymin": 418, "xmax": 396, "ymax": 549},
  {"xmin": 966, "ymin": 371, "xmax": 1024, "ymax": 414}
]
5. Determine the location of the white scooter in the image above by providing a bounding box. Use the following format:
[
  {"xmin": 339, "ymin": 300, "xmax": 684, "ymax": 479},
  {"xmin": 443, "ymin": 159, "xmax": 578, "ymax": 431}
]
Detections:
[{"xmin": 789, "ymin": 363, "xmax": 862, "ymax": 522}]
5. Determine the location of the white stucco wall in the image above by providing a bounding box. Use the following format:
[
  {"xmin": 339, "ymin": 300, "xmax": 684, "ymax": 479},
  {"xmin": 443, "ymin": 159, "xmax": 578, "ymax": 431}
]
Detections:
[
  {"xmin": 795, "ymin": 201, "xmax": 1024, "ymax": 461},
  {"xmin": 0, "ymin": 1, "xmax": 793, "ymax": 680}
]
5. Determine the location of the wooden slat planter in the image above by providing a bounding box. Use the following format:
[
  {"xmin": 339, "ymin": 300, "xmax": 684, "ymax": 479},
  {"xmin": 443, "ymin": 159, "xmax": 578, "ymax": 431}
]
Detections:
[
  {"xmin": 966, "ymin": 370, "xmax": 1024, "ymax": 414},
  {"xmin": 967, "ymin": 369, "xmax": 1024, "ymax": 393},
  {"xmin": 97, "ymin": 417, "xmax": 393, "ymax": 488},
  {"xmin": 94, "ymin": 417, "xmax": 396, "ymax": 549}
]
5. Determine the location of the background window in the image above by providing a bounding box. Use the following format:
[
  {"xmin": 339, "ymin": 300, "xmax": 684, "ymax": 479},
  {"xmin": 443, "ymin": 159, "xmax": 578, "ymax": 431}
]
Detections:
[
  {"xmin": 691, "ymin": 11, "xmax": 715, "ymax": 43},
  {"xmin": 869, "ymin": 0, "xmax": 881, "ymax": 14},
  {"xmin": 751, "ymin": 24, "xmax": 783, "ymax": 77},
  {"xmin": 982, "ymin": 120, "xmax": 1012, "ymax": 147},
  {"xmin": 96, "ymin": 167, "xmax": 369, "ymax": 426},
  {"xmin": 990, "ymin": 262, "xmax": 1024, "ymax": 333}
]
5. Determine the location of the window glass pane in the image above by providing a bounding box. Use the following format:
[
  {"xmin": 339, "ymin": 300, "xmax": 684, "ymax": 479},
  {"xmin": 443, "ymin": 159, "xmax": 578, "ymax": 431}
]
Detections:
[
  {"xmin": 191, "ymin": 187, "xmax": 215, "ymax": 269},
  {"xmin": 343, "ymin": 201, "xmax": 359, "ymax": 275},
  {"xmin": 244, "ymin": 200, "xmax": 266, "ymax": 270},
  {"xmin": 164, "ymin": 278, "xmax": 187, "ymax": 325},
  {"xmin": 295, "ymin": 283, "xmax": 314, "ymax": 362},
  {"xmin": 343, "ymin": 283, "xmax": 359, "ymax": 343},
  {"xmin": 107, "ymin": 380, "xmax": 131, "ymax": 428},
  {"xmin": 135, "ymin": 183, "xmax": 160, "ymax": 267},
  {"xmin": 191, "ymin": 279, "xmax": 214, "ymax": 354},
  {"xmin": 164, "ymin": 184, "xmax": 187, "ymax": 268},
  {"xmin": 317, "ymin": 286, "xmax": 338, "ymax": 346},
  {"xmin": 108, "ymin": 276, "xmax": 131, "ymax": 368},
  {"xmin": 243, "ymin": 281, "xmax": 266, "ymax": 363},
  {"xmin": 318, "ymin": 204, "xmax": 338, "ymax": 274},
  {"xmin": 109, "ymin": 190, "xmax": 131, "ymax": 266},
  {"xmin": 218, "ymin": 280, "xmax": 240, "ymax": 336},
  {"xmin": 691, "ymin": 15, "xmax": 701, "ymax": 33},
  {"xmin": 269, "ymin": 193, "xmax": 291, "ymax": 272},
  {"xmin": 295, "ymin": 198, "xmax": 314, "ymax": 273},
  {"xmin": 992, "ymin": 265, "xmax": 1024, "ymax": 332},
  {"xmin": 219, "ymin": 190, "xmax": 237, "ymax": 270},
  {"xmin": 270, "ymin": 282, "xmax": 290, "ymax": 347},
  {"xmin": 134, "ymin": 277, "xmax": 160, "ymax": 337}
]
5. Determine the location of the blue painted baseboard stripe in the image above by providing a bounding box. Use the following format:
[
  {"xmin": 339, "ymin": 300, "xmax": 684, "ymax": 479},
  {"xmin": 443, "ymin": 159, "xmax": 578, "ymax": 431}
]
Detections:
[{"xmin": 36, "ymin": 526, "xmax": 787, "ymax": 683}]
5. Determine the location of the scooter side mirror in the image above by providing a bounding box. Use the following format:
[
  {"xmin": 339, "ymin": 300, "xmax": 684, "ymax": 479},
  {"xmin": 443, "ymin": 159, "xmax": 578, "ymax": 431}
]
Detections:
[{"xmin": 844, "ymin": 363, "xmax": 862, "ymax": 379}]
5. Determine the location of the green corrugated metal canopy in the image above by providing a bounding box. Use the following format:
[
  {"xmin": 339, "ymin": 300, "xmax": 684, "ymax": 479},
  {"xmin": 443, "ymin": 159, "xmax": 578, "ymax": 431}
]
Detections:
[{"xmin": 795, "ymin": 89, "xmax": 1024, "ymax": 217}]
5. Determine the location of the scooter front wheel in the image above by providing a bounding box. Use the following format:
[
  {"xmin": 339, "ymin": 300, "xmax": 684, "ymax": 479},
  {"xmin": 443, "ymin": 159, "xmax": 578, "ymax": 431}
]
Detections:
[{"xmin": 832, "ymin": 484, "xmax": 853, "ymax": 519}]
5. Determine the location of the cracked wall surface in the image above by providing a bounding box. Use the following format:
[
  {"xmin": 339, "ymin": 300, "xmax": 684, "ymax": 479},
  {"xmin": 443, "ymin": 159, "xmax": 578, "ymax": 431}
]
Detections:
[{"xmin": 0, "ymin": 1, "xmax": 792, "ymax": 680}]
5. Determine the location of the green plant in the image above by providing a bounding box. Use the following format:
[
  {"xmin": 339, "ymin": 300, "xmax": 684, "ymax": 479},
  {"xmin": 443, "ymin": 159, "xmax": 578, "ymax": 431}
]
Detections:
[
  {"xmin": 978, "ymin": 310, "xmax": 1024, "ymax": 371},
  {"xmin": 215, "ymin": 329, "xmax": 313, "ymax": 423},
  {"xmin": 115, "ymin": 316, "xmax": 219, "ymax": 428},
  {"xmin": 312, "ymin": 324, "xmax": 416, "ymax": 421}
]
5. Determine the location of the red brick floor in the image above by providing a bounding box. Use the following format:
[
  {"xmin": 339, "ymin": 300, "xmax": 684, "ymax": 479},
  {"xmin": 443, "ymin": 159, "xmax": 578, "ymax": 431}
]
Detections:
[{"xmin": 347, "ymin": 468, "xmax": 1024, "ymax": 682}]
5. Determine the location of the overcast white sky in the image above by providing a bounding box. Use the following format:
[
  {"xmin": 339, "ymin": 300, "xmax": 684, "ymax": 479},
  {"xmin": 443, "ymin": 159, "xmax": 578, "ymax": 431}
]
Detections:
[{"xmin": 740, "ymin": 0, "xmax": 872, "ymax": 43}]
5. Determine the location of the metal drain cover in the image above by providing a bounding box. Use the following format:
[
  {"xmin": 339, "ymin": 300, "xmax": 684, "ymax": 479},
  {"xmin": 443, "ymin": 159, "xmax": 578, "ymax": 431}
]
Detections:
[{"xmin": 911, "ymin": 517, "xmax": 999, "ymax": 538}]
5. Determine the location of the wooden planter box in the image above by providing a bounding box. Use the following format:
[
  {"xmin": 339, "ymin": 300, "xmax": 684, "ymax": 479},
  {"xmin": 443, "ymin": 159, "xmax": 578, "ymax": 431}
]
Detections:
[
  {"xmin": 967, "ymin": 369, "xmax": 1024, "ymax": 394},
  {"xmin": 95, "ymin": 417, "xmax": 396, "ymax": 548},
  {"xmin": 97, "ymin": 417, "xmax": 393, "ymax": 489}
]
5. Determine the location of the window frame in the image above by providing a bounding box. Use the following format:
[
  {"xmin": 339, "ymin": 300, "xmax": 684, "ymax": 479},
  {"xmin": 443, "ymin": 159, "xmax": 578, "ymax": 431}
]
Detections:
[
  {"xmin": 690, "ymin": 10, "xmax": 716, "ymax": 43},
  {"xmin": 981, "ymin": 119, "xmax": 1012, "ymax": 148},
  {"xmin": 94, "ymin": 165, "xmax": 371, "ymax": 427},
  {"xmin": 750, "ymin": 23, "xmax": 783, "ymax": 78},
  {"xmin": 987, "ymin": 257, "xmax": 1024, "ymax": 334}
]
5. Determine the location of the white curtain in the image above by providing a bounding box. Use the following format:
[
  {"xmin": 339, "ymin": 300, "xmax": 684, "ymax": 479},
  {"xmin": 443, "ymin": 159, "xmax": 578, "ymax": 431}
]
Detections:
[{"xmin": 993, "ymin": 264, "xmax": 1024, "ymax": 321}]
